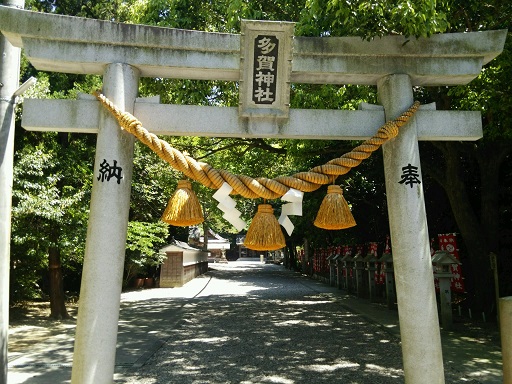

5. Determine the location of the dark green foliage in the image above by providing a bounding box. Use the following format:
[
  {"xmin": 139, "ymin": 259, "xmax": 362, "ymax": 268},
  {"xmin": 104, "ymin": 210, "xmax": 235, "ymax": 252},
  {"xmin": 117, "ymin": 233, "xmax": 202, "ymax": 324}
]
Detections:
[
  {"xmin": 11, "ymin": 135, "xmax": 91, "ymax": 300},
  {"xmin": 297, "ymin": 0, "xmax": 450, "ymax": 38},
  {"xmin": 124, "ymin": 221, "xmax": 168, "ymax": 286}
]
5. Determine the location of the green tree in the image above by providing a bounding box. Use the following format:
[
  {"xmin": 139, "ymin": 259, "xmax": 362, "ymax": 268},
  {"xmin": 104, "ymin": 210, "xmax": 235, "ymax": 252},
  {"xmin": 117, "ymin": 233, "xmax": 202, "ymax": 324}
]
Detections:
[
  {"xmin": 16, "ymin": 0, "xmax": 512, "ymax": 315},
  {"xmin": 11, "ymin": 133, "xmax": 92, "ymax": 317},
  {"xmin": 12, "ymin": 57, "xmax": 100, "ymax": 316},
  {"xmin": 124, "ymin": 221, "xmax": 168, "ymax": 287},
  {"xmin": 297, "ymin": 0, "xmax": 449, "ymax": 38}
]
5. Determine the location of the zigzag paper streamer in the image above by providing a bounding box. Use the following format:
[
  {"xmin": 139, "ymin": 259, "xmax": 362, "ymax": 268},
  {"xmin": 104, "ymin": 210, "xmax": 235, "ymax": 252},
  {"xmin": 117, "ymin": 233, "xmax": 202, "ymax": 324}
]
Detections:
[
  {"xmin": 213, "ymin": 182, "xmax": 246, "ymax": 232},
  {"xmin": 278, "ymin": 188, "xmax": 303, "ymax": 236}
]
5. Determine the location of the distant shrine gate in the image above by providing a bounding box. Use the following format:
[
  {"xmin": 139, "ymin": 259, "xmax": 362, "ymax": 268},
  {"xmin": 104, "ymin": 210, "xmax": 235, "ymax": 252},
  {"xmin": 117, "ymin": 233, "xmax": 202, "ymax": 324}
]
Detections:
[{"xmin": 0, "ymin": 6, "xmax": 507, "ymax": 384}]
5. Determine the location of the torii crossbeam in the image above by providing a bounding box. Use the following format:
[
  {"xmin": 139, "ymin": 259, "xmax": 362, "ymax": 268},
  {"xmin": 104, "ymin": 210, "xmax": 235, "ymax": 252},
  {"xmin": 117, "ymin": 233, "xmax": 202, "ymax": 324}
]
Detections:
[{"xmin": 0, "ymin": 6, "xmax": 507, "ymax": 384}]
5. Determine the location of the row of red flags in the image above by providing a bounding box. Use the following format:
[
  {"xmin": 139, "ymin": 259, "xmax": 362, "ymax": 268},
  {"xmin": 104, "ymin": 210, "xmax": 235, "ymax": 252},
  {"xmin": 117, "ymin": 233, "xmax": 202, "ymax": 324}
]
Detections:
[{"xmin": 303, "ymin": 233, "xmax": 465, "ymax": 292}]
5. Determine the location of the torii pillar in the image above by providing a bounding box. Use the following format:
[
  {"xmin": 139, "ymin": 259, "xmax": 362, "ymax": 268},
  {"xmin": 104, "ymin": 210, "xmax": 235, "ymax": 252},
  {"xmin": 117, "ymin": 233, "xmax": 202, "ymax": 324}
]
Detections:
[
  {"xmin": 0, "ymin": 7, "xmax": 507, "ymax": 384},
  {"xmin": 71, "ymin": 63, "xmax": 139, "ymax": 383},
  {"xmin": 379, "ymin": 74, "xmax": 443, "ymax": 382},
  {"xmin": 0, "ymin": 1, "xmax": 24, "ymax": 383}
]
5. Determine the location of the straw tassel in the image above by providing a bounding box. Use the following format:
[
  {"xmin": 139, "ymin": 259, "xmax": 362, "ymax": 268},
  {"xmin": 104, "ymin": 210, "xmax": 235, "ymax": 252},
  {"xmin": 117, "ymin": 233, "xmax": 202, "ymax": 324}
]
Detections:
[
  {"xmin": 161, "ymin": 180, "xmax": 204, "ymax": 226},
  {"xmin": 314, "ymin": 185, "xmax": 356, "ymax": 230},
  {"xmin": 244, "ymin": 204, "xmax": 286, "ymax": 251}
]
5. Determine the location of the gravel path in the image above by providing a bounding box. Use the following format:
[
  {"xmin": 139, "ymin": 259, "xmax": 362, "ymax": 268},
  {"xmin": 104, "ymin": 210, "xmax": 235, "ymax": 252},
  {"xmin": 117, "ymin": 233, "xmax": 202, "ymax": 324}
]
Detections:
[{"xmin": 115, "ymin": 263, "xmax": 481, "ymax": 384}]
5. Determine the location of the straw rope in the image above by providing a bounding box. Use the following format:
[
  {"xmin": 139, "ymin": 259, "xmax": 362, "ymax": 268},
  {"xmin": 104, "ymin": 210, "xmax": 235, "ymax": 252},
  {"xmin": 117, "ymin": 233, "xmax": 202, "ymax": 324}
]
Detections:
[{"xmin": 94, "ymin": 92, "xmax": 420, "ymax": 199}]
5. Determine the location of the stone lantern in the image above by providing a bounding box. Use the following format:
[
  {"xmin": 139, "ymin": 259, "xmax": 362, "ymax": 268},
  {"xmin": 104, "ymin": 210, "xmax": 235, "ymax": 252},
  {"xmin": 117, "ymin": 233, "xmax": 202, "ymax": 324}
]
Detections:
[
  {"xmin": 333, "ymin": 254, "xmax": 343, "ymax": 289},
  {"xmin": 353, "ymin": 251, "xmax": 366, "ymax": 298},
  {"xmin": 327, "ymin": 252, "xmax": 337, "ymax": 287},
  {"xmin": 380, "ymin": 252, "xmax": 396, "ymax": 309},
  {"xmin": 364, "ymin": 251, "xmax": 378, "ymax": 302},
  {"xmin": 432, "ymin": 250, "xmax": 461, "ymax": 330},
  {"xmin": 340, "ymin": 252, "xmax": 353, "ymax": 293}
]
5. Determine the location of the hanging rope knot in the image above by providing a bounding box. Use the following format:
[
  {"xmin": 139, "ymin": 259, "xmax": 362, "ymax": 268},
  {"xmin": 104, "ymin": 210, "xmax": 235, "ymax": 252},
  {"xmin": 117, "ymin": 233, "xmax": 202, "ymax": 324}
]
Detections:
[{"xmin": 94, "ymin": 91, "xmax": 421, "ymax": 199}]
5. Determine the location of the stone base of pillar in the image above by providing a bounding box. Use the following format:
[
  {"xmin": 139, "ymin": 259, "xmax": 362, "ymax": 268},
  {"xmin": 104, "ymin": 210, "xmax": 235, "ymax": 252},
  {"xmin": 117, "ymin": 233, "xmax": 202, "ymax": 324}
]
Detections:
[{"xmin": 500, "ymin": 296, "xmax": 512, "ymax": 383}]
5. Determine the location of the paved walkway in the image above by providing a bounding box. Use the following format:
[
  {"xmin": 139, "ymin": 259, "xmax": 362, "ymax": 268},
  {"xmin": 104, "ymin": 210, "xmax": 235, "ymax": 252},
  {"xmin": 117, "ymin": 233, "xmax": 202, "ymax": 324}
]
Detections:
[{"xmin": 8, "ymin": 261, "xmax": 503, "ymax": 383}]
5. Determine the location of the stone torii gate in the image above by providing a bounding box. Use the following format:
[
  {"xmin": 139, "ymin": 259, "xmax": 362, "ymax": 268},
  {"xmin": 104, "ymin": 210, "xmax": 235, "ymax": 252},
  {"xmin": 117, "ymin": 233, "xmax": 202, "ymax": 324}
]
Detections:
[{"xmin": 0, "ymin": 6, "xmax": 507, "ymax": 384}]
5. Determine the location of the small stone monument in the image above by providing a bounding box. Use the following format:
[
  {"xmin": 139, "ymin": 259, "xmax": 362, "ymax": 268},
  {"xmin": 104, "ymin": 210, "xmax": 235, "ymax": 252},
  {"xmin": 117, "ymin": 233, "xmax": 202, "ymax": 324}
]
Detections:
[{"xmin": 218, "ymin": 248, "xmax": 229, "ymax": 264}]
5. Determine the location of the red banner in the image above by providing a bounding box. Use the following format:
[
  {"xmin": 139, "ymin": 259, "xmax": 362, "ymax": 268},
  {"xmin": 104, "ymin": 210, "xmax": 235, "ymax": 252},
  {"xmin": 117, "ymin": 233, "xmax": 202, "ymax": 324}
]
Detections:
[
  {"xmin": 313, "ymin": 249, "xmax": 318, "ymax": 273},
  {"xmin": 378, "ymin": 235, "xmax": 391, "ymax": 285},
  {"xmin": 437, "ymin": 233, "xmax": 465, "ymax": 293},
  {"xmin": 366, "ymin": 242, "xmax": 380, "ymax": 284}
]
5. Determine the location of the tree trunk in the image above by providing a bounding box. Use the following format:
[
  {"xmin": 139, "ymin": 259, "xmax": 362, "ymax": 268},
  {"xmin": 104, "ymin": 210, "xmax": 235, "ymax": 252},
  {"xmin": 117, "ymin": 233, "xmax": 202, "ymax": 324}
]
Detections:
[
  {"xmin": 428, "ymin": 143, "xmax": 499, "ymax": 312},
  {"xmin": 283, "ymin": 248, "xmax": 289, "ymax": 268},
  {"xmin": 46, "ymin": 132, "xmax": 71, "ymax": 320},
  {"xmin": 286, "ymin": 242, "xmax": 298, "ymax": 270},
  {"xmin": 48, "ymin": 244, "xmax": 69, "ymax": 320},
  {"xmin": 201, "ymin": 221, "xmax": 209, "ymax": 252},
  {"xmin": 303, "ymin": 238, "xmax": 311, "ymax": 275},
  {"xmin": 477, "ymin": 143, "xmax": 509, "ymax": 253},
  {"xmin": 301, "ymin": 240, "xmax": 307, "ymax": 273}
]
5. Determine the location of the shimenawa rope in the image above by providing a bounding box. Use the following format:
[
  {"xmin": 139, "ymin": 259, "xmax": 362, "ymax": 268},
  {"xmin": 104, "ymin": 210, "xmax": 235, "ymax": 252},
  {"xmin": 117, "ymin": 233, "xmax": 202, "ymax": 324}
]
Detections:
[{"xmin": 94, "ymin": 92, "xmax": 419, "ymax": 199}]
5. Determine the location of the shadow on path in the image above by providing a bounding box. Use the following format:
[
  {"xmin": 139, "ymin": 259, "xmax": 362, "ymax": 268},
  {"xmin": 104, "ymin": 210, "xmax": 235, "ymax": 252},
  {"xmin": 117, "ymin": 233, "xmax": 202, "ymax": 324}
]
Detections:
[{"xmin": 8, "ymin": 262, "xmax": 502, "ymax": 383}]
